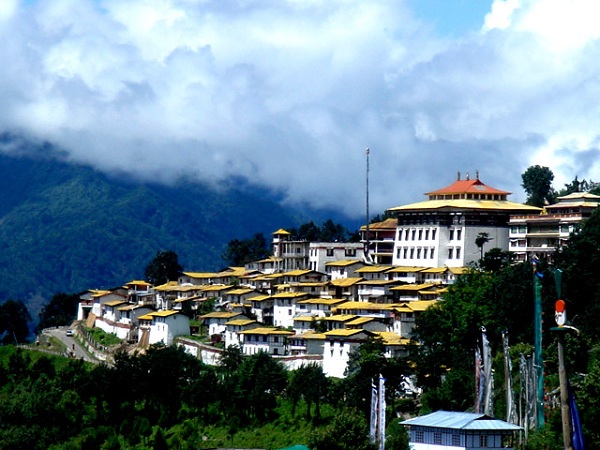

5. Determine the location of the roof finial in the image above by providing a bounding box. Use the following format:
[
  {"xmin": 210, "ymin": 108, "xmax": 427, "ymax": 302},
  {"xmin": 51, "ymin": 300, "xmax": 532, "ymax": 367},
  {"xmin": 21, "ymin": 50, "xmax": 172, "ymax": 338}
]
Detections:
[
  {"xmin": 457, "ymin": 171, "xmax": 461, "ymax": 181},
  {"xmin": 466, "ymin": 172, "xmax": 470, "ymax": 181},
  {"xmin": 476, "ymin": 170, "xmax": 480, "ymax": 180}
]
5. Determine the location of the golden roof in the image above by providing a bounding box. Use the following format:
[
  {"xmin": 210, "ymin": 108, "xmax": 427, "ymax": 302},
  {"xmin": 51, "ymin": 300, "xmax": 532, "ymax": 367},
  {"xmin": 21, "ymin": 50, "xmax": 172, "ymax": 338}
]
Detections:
[
  {"xmin": 325, "ymin": 259, "xmax": 362, "ymax": 267},
  {"xmin": 329, "ymin": 277, "xmax": 363, "ymax": 287},
  {"xmin": 388, "ymin": 199, "xmax": 541, "ymax": 213},
  {"xmin": 239, "ymin": 327, "xmax": 294, "ymax": 335}
]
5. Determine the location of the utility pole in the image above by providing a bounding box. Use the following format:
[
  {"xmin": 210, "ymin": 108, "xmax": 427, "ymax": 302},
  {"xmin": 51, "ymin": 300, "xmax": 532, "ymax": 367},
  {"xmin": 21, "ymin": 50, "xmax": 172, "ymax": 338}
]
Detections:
[{"xmin": 532, "ymin": 258, "xmax": 544, "ymax": 429}]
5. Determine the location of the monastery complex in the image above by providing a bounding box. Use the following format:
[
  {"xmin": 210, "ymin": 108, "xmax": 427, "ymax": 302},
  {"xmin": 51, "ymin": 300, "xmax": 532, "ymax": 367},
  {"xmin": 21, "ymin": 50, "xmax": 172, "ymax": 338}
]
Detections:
[{"xmin": 75, "ymin": 173, "xmax": 600, "ymax": 378}]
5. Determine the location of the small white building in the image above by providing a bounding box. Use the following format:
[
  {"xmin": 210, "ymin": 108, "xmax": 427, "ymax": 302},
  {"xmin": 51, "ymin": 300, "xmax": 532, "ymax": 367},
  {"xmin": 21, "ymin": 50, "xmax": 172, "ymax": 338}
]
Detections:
[
  {"xmin": 238, "ymin": 327, "xmax": 294, "ymax": 356},
  {"xmin": 322, "ymin": 329, "xmax": 374, "ymax": 378},
  {"xmin": 400, "ymin": 410, "xmax": 521, "ymax": 450},
  {"xmin": 137, "ymin": 310, "xmax": 190, "ymax": 346}
]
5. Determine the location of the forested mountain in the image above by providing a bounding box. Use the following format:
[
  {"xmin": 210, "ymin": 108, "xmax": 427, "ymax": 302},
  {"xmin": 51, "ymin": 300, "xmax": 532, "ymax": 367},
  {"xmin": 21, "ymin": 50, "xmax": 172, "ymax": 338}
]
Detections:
[{"xmin": 0, "ymin": 135, "xmax": 355, "ymax": 317}]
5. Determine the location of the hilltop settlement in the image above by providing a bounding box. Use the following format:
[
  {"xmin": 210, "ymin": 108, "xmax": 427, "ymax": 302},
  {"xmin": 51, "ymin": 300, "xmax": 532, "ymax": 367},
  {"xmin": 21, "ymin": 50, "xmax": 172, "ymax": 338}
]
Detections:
[{"xmin": 72, "ymin": 173, "xmax": 599, "ymax": 379}]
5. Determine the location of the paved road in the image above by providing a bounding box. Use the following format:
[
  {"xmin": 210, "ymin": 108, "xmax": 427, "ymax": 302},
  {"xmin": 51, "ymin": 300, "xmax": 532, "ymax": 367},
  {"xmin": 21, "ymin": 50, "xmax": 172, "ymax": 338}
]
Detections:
[{"xmin": 43, "ymin": 326, "xmax": 100, "ymax": 364}]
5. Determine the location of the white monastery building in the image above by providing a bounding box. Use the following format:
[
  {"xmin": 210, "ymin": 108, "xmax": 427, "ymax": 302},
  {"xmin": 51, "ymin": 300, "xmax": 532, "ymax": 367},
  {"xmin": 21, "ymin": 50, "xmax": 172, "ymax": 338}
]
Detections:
[{"xmin": 388, "ymin": 173, "xmax": 540, "ymax": 267}]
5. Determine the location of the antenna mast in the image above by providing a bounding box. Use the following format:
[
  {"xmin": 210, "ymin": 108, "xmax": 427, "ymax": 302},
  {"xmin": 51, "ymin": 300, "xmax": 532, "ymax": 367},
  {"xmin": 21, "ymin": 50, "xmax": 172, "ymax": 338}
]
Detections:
[{"xmin": 365, "ymin": 147, "xmax": 370, "ymax": 260}]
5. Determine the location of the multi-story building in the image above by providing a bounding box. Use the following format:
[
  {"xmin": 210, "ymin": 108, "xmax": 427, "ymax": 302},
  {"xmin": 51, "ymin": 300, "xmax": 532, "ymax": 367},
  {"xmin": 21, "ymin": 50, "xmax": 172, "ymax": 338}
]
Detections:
[
  {"xmin": 388, "ymin": 173, "xmax": 540, "ymax": 267},
  {"xmin": 360, "ymin": 217, "xmax": 398, "ymax": 264},
  {"xmin": 271, "ymin": 228, "xmax": 364, "ymax": 272},
  {"xmin": 509, "ymin": 191, "xmax": 600, "ymax": 262}
]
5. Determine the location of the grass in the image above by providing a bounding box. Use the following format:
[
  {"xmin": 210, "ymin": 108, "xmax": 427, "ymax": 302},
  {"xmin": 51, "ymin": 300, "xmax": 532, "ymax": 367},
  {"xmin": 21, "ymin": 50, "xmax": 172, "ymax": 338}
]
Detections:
[{"xmin": 85, "ymin": 327, "xmax": 122, "ymax": 347}]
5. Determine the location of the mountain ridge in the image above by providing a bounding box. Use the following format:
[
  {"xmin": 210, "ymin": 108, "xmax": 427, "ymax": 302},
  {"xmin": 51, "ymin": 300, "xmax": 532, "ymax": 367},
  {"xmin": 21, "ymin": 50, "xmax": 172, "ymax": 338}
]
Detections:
[{"xmin": 0, "ymin": 137, "xmax": 361, "ymax": 318}]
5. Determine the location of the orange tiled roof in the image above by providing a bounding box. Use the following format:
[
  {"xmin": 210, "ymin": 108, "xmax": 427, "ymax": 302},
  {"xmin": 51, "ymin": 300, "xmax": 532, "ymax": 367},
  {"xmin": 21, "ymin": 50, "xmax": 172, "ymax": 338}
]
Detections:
[{"xmin": 426, "ymin": 178, "xmax": 509, "ymax": 196}]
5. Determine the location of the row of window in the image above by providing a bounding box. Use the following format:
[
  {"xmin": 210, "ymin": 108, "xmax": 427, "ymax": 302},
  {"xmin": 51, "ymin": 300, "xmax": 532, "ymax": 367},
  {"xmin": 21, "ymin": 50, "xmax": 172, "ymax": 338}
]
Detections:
[
  {"xmin": 396, "ymin": 247, "xmax": 462, "ymax": 260},
  {"xmin": 398, "ymin": 228, "xmax": 463, "ymax": 241}
]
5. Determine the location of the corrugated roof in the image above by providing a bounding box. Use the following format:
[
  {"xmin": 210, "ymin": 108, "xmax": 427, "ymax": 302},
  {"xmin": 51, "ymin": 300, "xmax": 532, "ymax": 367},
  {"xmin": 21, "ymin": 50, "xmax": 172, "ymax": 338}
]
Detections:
[
  {"xmin": 239, "ymin": 327, "xmax": 294, "ymax": 335},
  {"xmin": 400, "ymin": 410, "xmax": 522, "ymax": 431},
  {"xmin": 325, "ymin": 259, "xmax": 362, "ymax": 267}
]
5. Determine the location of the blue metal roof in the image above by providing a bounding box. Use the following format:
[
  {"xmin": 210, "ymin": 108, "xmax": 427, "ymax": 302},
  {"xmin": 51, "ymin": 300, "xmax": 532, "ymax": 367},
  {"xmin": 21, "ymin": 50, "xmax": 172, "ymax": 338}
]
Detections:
[{"xmin": 400, "ymin": 411, "xmax": 522, "ymax": 431}]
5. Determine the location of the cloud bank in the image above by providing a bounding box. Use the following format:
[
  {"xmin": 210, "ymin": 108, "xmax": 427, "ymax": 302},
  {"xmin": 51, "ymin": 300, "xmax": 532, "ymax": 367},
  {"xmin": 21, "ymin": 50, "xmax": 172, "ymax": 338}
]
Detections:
[{"xmin": 1, "ymin": 0, "xmax": 600, "ymax": 217}]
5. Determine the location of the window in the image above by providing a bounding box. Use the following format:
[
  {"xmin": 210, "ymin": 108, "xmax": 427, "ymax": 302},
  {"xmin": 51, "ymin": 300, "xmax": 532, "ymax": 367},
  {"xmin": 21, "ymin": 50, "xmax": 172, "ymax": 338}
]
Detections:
[
  {"xmin": 457, "ymin": 229, "xmax": 462, "ymax": 240},
  {"xmin": 410, "ymin": 248, "xmax": 415, "ymax": 259},
  {"xmin": 456, "ymin": 248, "xmax": 461, "ymax": 259},
  {"xmin": 449, "ymin": 230, "xmax": 455, "ymax": 240},
  {"xmin": 274, "ymin": 336, "xmax": 279, "ymax": 343},
  {"xmin": 273, "ymin": 348, "xmax": 278, "ymax": 355},
  {"xmin": 425, "ymin": 229, "xmax": 430, "ymax": 240},
  {"xmin": 452, "ymin": 433, "xmax": 461, "ymax": 446},
  {"xmin": 416, "ymin": 248, "xmax": 421, "ymax": 259},
  {"xmin": 404, "ymin": 229, "xmax": 409, "ymax": 240},
  {"xmin": 397, "ymin": 249, "xmax": 402, "ymax": 258},
  {"xmin": 411, "ymin": 229, "xmax": 416, "ymax": 240},
  {"xmin": 432, "ymin": 229, "xmax": 437, "ymax": 240},
  {"xmin": 345, "ymin": 249, "xmax": 356, "ymax": 257},
  {"xmin": 448, "ymin": 248, "xmax": 454, "ymax": 259},
  {"xmin": 403, "ymin": 248, "xmax": 408, "ymax": 258},
  {"xmin": 479, "ymin": 435, "xmax": 489, "ymax": 447},
  {"xmin": 433, "ymin": 432, "xmax": 442, "ymax": 445},
  {"xmin": 414, "ymin": 430, "xmax": 424, "ymax": 443},
  {"xmin": 398, "ymin": 230, "xmax": 403, "ymax": 241},
  {"xmin": 418, "ymin": 229, "xmax": 423, "ymax": 240},
  {"xmin": 423, "ymin": 248, "xmax": 428, "ymax": 259},
  {"xmin": 327, "ymin": 249, "xmax": 334, "ymax": 257},
  {"xmin": 430, "ymin": 247, "xmax": 435, "ymax": 259}
]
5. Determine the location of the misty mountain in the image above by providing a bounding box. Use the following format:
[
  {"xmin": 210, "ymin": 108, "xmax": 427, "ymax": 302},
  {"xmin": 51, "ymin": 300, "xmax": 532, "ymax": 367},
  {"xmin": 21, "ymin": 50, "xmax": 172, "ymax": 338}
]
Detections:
[{"xmin": 0, "ymin": 135, "xmax": 360, "ymax": 318}]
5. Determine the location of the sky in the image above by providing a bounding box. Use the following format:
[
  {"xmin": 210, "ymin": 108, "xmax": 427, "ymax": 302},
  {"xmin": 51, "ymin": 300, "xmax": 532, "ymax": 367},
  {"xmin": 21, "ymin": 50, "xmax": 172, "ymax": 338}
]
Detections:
[{"xmin": 1, "ymin": 0, "xmax": 600, "ymax": 219}]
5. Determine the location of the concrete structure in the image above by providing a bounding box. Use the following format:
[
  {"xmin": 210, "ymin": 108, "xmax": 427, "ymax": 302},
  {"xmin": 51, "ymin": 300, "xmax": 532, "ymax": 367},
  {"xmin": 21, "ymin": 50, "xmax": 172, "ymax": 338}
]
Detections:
[
  {"xmin": 360, "ymin": 217, "xmax": 398, "ymax": 265},
  {"xmin": 271, "ymin": 228, "xmax": 364, "ymax": 272},
  {"xmin": 239, "ymin": 327, "xmax": 294, "ymax": 355},
  {"xmin": 137, "ymin": 310, "xmax": 190, "ymax": 346},
  {"xmin": 388, "ymin": 174, "xmax": 540, "ymax": 268},
  {"xmin": 509, "ymin": 191, "xmax": 600, "ymax": 262},
  {"xmin": 401, "ymin": 410, "xmax": 521, "ymax": 450}
]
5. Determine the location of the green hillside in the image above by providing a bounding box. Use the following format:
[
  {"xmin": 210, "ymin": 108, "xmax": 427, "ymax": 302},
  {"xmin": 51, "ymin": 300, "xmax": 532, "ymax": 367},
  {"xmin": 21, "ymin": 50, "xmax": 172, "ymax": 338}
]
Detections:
[{"xmin": 0, "ymin": 140, "xmax": 318, "ymax": 315}]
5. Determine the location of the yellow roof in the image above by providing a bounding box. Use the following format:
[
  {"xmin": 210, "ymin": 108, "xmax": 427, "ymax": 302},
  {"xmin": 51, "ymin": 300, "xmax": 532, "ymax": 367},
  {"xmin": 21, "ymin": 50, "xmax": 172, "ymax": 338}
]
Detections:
[
  {"xmin": 329, "ymin": 277, "xmax": 363, "ymax": 287},
  {"xmin": 125, "ymin": 280, "xmax": 152, "ymax": 286},
  {"xmin": 449, "ymin": 267, "xmax": 468, "ymax": 275},
  {"xmin": 248, "ymin": 295, "xmax": 272, "ymax": 303},
  {"xmin": 324, "ymin": 329, "xmax": 371, "ymax": 337},
  {"xmin": 373, "ymin": 331, "xmax": 410, "ymax": 345},
  {"xmin": 325, "ymin": 314, "xmax": 357, "ymax": 322},
  {"xmin": 200, "ymin": 311, "xmax": 241, "ymax": 319},
  {"xmin": 105, "ymin": 300, "xmax": 127, "ymax": 307},
  {"xmin": 294, "ymin": 315, "xmax": 319, "ymax": 322},
  {"xmin": 153, "ymin": 281, "xmax": 180, "ymax": 291},
  {"xmin": 201, "ymin": 284, "xmax": 233, "ymax": 292},
  {"xmin": 283, "ymin": 269, "xmax": 313, "ymax": 277},
  {"xmin": 225, "ymin": 319, "xmax": 256, "ymax": 326},
  {"xmin": 296, "ymin": 298, "xmax": 348, "ymax": 305},
  {"xmin": 387, "ymin": 266, "xmax": 426, "ymax": 273},
  {"xmin": 149, "ymin": 310, "xmax": 180, "ymax": 317},
  {"xmin": 90, "ymin": 289, "xmax": 113, "ymax": 297},
  {"xmin": 138, "ymin": 314, "xmax": 154, "ymax": 321},
  {"xmin": 297, "ymin": 331, "xmax": 326, "ymax": 340},
  {"xmin": 419, "ymin": 267, "xmax": 448, "ymax": 274},
  {"xmin": 226, "ymin": 288, "xmax": 256, "ymax": 295},
  {"xmin": 220, "ymin": 267, "xmax": 247, "ymax": 277},
  {"xmin": 388, "ymin": 199, "xmax": 541, "ymax": 212},
  {"xmin": 182, "ymin": 272, "xmax": 219, "ymax": 278},
  {"xmin": 325, "ymin": 259, "xmax": 362, "ymax": 267},
  {"xmin": 394, "ymin": 300, "xmax": 438, "ymax": 312},
  {"xmin": 346, "ymin": 317, "xmax": 375, "ymax": 325},
  {"xmin": 271, "ymin": 292, "xmax": 309, "ymax": 299},
  {"xmin": 390, "ymin": 283, "xmax": 436, "ymax": 291},
  {"xmin": 355, "ymin": 265, "xmax": 392, "ymax": 273},
  {"xmin": 239, "ymin": 327, "xmax": 294, "ymax": 335},
  {"xmin": 273, "ymin": 228, "xmax": 291, "ymax": 235}
]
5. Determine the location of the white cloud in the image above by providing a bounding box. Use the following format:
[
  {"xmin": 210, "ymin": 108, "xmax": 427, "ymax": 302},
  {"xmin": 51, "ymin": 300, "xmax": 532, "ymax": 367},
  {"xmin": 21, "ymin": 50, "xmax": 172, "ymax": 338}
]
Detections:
[{"xmin": 1, "ymin": 0, "xmax": 600, "ymax": 217}]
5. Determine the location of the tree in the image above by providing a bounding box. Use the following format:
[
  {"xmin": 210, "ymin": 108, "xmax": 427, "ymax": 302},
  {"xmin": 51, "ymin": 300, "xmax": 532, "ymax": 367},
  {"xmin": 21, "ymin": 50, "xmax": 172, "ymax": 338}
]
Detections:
[
  {"xmin": 475, "ymin": 232, "xmax": 492, "ymax": 261},
  {"xmin": 144, "ymin": 250, "xmax": 182, "ymax": 285},
  {"xmin": 0, "ymin": 299, "xmax": 32, "ymax": 344},
  {"xmin": 221, "ymin": 233, "xmax": 270, "ymax": 266},
  {"xmin": 36, "ymin": 292, "xmax": 80, "ymax": 333},
  {"xmin": 307, "ymin": 407, "xmax": 376, "ymax": 450},
  {"xmin": 521, "ymin": 165, "xmax": 557, "ymax": 207}
]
